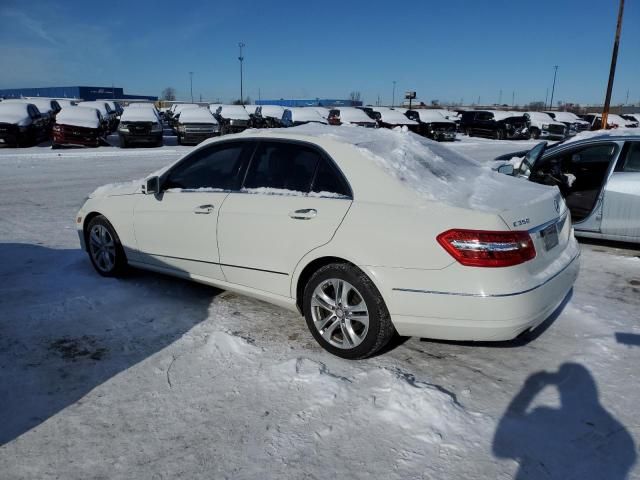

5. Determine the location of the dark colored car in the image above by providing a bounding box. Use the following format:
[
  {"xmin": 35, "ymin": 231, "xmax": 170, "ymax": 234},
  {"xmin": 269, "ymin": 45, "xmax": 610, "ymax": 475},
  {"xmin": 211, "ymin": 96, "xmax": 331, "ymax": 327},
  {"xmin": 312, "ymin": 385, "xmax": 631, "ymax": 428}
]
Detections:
[
  {"xmin": 405, "ymin": 109, "xmax": 456, "ymax": 141},
  {"xmin": 460, "ymin": 110, "xmax": 528, "ymax": 139},
  {"xmin": 52, "ymin": 106, "xmax": 105, "ymax": 148},
  {"xmin": 118, "ymin": 106, "xmax": 163, "ymax": 147},
  {"xmin": 0, "ymin": 102, "xmax": 48, "ymax": 147},
  {"xmin": 258, "ymin": 105, "xmax": 288, "ymax": 128},
  {"xmin": 214, "ymin": 105, "xmax": 252, "ymax": 134},
  {"xmin": 175, "ymin": 107, "xmax": 220, "ymax": 145}
]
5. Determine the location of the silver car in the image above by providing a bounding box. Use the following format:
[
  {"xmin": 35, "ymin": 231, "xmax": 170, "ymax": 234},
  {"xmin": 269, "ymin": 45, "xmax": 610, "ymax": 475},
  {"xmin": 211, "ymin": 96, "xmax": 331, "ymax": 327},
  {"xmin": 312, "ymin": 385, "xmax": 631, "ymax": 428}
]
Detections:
[{"xmin": 495, "ymin": 135, "xmax": 640, "ymax": 244}]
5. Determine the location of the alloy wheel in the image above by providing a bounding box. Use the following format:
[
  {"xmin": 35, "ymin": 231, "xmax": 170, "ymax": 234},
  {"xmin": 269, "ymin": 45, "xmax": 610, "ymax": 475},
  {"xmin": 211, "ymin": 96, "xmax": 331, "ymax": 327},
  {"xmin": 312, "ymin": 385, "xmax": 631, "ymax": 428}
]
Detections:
[
  {"xmin": 89, "ymin": 224, "xmax": 117, "ymax": 273},
  {"xmin": 311, "ymin": 279, "xmax": 370, "ymax": 349}
]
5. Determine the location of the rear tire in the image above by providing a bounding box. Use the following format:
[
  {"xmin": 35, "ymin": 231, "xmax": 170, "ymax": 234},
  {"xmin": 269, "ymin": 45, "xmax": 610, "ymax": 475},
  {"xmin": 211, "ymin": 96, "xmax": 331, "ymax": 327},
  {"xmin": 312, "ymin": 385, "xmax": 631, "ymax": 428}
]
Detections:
[
  {"xmin": 496, "ymin": 129, "xmax": 505, "ymax": 140},
  {"xmin": 85, "ymin": 215, "xmax": 128, "ymax": 277},
  {"xmin": 303, "ymin": 263, "xmax": 395, "ymax": 359},
  {"xmin": 466, "ymin": 128, "xmax": 473, "ymax": 137},
  {"xmin": 530, "ymin": 128, "xmax": 540, "ymax": 140}
]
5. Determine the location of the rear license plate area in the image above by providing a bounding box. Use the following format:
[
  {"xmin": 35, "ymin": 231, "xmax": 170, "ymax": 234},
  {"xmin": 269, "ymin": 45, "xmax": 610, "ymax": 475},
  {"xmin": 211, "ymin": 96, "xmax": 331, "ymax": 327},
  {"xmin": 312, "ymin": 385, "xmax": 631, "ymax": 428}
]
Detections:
[{"xmin": 541, "ymin": 223, "xmax": 559, "ymax": 251}]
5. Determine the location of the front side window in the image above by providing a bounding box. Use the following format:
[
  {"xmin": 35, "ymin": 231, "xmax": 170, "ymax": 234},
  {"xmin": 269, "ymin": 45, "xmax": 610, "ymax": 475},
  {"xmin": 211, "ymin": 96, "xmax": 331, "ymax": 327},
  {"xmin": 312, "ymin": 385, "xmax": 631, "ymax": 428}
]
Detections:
[
  {"xmin": 244, "ymin": 141, "xmax": 320, "ymax": 192},
  {"xmin": 164, "ymin": 142, "xmax": 247, "ymax": 190}
]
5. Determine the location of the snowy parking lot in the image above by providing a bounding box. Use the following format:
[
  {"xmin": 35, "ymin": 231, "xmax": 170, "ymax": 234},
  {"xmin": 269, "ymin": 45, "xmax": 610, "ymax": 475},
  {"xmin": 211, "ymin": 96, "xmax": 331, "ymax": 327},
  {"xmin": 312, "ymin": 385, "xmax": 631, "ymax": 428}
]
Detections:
[{"xmin": 1, "ymin": 134, "xmax": 639, "ymax": 479}]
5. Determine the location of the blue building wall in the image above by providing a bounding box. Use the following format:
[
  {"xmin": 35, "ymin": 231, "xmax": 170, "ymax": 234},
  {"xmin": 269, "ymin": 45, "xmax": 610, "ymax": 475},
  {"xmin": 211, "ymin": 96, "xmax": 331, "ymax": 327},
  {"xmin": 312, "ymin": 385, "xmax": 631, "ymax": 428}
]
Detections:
[
  {"xmin": 256, "ymin": 99, "xmax": 363, "ymax": 107},
  {"xmin": 0, "ymin": 86, "xmax": 157, "ymax": 101}
]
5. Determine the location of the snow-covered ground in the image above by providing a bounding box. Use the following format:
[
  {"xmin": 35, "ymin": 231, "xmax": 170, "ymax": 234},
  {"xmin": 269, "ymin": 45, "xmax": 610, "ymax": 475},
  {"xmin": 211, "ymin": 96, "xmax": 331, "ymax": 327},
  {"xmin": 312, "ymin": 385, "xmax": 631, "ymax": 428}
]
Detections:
[{"xmin": 1, "ymin": 133, "xmax": 639, "ymax": 479}]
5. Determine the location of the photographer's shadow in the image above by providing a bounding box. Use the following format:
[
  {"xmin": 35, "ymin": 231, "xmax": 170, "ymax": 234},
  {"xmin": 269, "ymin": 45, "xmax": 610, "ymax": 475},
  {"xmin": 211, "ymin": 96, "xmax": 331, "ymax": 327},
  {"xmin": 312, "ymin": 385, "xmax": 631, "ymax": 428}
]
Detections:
[{"xmin": 493, "ymin": 363, "xmax": 636, "ymax": 479}]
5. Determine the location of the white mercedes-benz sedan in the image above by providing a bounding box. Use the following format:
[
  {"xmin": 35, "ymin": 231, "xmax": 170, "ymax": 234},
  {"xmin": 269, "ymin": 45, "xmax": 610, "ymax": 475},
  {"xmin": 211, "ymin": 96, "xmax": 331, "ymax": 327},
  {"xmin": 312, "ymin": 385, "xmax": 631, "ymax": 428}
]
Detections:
[{"xmin": 76, "ymin": 125, "xmax": 580, "ymax": 359}]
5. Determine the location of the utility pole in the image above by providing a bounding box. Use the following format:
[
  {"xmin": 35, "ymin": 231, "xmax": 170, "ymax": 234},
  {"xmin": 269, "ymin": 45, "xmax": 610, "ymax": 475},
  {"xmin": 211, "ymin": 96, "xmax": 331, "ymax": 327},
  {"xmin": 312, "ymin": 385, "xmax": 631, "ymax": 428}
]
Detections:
[
  {"xmin": 512, "ymin": 90, "xmax": 515, "ymax": 107},
  {"xmin": 549, "ymin": 65, "xmax": 559, "ymax": 110},
  {"xmin": 258, "ymin": 88, "xmax": 261, "ymax": 103},
  {"xmin": 498, "ymin": 89, "xmax": 502, "ymax": 105},
  {"xmin": 625, "ymin": 89, "xmax": 629, "ymax": 105},
  {"xmin": 377, "ymin": 94, "xmax": 380, "ymax": 106},
  {"xmin": 238, "ymin": 42, "xmax": 245, "ymax": 105},
  {"xmin": 189, "ymin": 72, "xmax": 193, "ymax": 103},
  {"xmin": 544, "ymin": 88, "xmax": 549, "ymax": 109},
  {"xmin": 602, "ymin": 0, "xmax": 625, "ymax": 129},
  {"xmin": 392, "ymin": 81, "xmax": 396, "ymax": 108}
]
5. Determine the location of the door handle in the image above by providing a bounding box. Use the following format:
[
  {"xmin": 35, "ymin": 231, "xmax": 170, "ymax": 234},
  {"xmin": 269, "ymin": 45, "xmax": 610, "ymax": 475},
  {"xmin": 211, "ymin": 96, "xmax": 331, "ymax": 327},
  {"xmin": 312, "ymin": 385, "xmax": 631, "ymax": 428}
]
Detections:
[
  {"xmin": 193, "ymin": 204, "xmax": 215, "ymax": 214},
  {"xmin": 289, "ymin": 208, "xmax": 317, "ymax": 220}
]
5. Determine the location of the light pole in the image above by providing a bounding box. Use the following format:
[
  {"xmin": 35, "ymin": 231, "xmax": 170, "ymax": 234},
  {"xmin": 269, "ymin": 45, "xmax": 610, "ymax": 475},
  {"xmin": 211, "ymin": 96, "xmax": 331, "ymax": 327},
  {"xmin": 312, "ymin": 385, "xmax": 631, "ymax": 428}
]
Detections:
[
  {"xmin": 549, "ymin": 65, "xmax": 559, "ymax": 110},
  {"xmin": 392, "ymin": 81, "xmax": 396, "ymax": 108},
  {"xmin": 238, "ymin": 42, "xmax": 245, "ymax": 105},
  {"xmin": 189, "ymin": 71, "xmax": 193, "ymax": 103},
  {"xmin": 602, "ymin": 0, "xmax": 625, "ymax": 129}
]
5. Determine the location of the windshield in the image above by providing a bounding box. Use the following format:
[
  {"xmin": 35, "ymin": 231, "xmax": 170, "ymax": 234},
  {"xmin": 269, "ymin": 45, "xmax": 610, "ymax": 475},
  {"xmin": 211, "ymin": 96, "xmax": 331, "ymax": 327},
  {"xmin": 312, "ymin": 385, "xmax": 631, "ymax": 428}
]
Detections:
[{"xmin": 518, "ymin": 142, "xmax": 547, "ymax": 177}]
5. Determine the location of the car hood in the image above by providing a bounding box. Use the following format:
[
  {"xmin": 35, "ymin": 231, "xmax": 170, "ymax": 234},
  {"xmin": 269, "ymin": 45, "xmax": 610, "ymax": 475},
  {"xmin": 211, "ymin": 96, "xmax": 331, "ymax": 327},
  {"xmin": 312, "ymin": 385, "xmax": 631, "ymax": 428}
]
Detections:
[{"xmin": 89, "ymin": 179, "xmax": 143, "ymax": 198}]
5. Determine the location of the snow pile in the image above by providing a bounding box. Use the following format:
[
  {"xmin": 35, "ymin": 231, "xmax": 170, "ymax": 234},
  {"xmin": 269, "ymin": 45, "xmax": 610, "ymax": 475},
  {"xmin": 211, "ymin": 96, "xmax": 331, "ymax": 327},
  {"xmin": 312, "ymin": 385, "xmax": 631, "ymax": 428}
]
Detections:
[
  {"xmin": 0, "ymin": 102, "xmax": 32, "ymax": 125},
  {"xmin": 120, "ymin": 107, "xmax": 160, "ymax": 123},
  {"xmin": 525, "ymin": 111, "xmax": 556, "ymax": 123},
  {"xmin": 179, "ymin": 108, "xmax": 218, "ymax": 124},
  {"xmin": 546, "ymin": 111, "xmax": 582, "ymax": 123},
  {"xmin": 287, "ymin": 124, "xmax": 557, "ymax": 212},
  {"xmin": 56, "ymin": 106, "xmax": 101, "ymax": 129},
  {"xmin": 290, "ymin": 107, "xmax": 328, "ymax": 124}
]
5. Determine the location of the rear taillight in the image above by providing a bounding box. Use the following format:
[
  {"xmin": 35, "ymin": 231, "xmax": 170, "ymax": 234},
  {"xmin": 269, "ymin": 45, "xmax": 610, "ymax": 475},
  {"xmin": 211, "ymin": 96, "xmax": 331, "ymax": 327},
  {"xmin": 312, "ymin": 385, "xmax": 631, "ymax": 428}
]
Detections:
[{"xmin": 437, "ymin": 229, "xmax": 536, "ymax": 268}]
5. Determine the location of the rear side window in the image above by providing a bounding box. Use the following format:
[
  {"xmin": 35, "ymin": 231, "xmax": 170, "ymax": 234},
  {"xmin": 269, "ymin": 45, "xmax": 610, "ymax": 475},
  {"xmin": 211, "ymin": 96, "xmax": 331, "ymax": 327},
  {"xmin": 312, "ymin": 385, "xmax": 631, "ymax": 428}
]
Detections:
[
  {"xmin": 476, "ymin": 112, "xmax": 493, "ymax": 121},
  {"xmin": 164, "ymin": 142, "xmax": 247, "ymax": 190},
  {"xmin": 244, "ymin": 141, "xmax": 320, "ymax": 192},
  {"xmin": 619, "ymin": 142, "xmax": 640, "ymax": 172},
  {"xmin": 312, "ymin": 160, "xmax": 351, "ymax": 197}
]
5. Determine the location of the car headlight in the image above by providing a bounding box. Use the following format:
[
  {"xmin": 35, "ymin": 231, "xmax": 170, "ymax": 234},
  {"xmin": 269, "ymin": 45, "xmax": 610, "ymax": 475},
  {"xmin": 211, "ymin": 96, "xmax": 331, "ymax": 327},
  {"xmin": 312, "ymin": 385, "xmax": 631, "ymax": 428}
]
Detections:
[
  {"xmin": 213, "ymin": 125, "xmax": 220, "ymax": 132},
  {"xmin": 118, "ymin": 123, "xmax": 129, "ymax": 132},
  {"xmin": 151, "ymin": 123, "xmax": 162, "ymax": 132},
  {"xmin": 177, "ymin": 125, "xmax": 186, "ymax": 133},
  {"xmin": 542, "ymin": 123, "xmax": 549, "ymax": 129}
]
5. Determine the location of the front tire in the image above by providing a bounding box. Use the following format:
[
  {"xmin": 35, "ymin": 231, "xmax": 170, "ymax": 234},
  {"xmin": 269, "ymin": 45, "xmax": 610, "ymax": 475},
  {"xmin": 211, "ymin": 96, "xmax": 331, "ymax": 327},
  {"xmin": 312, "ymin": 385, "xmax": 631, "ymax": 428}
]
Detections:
[
  {"xmin": 303, "ymin": 263, "xmax": 395, "ymax": 359},
  {"xmin": 86, "ymin": 215, "xmax": 128, "ymax": 277},
  {"xmin": 530, "ymin": 128, "xmax": 540, "ymax": 140}
]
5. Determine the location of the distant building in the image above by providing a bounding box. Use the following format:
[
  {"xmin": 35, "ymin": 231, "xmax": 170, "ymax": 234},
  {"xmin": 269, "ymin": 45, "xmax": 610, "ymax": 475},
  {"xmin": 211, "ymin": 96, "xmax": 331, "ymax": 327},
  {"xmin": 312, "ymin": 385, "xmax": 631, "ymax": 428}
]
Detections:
[
  {"xmin": 0, "ymin": 86, "xmax": 157, "ymax": 102},
  {"xmin": 256, "ymin": 98, "xmax": 363, "ymax": 107}
]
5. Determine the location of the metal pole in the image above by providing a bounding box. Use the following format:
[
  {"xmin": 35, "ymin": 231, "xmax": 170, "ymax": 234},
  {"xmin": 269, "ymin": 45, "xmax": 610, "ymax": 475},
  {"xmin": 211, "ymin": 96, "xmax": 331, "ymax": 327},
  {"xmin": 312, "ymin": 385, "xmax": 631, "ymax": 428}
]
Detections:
[
  {"xmin": 238, "ymin": 42, "xmax": 245, "ymax": 105},
  {"xmin": 189, "ymin": 72, "xmax": 193, "ymax": 103},
  {"xmin": 602, "ymin": 0, "xmax": 625, "ymax": 129},
  {"xmin": 392, "ymin": 81, "xmax": 396, "ymax": 108},
  {"xmin": 549, "ymin": 65, "xmax": 559, "ymax": 110},
  {"xmin": 544, "ymin": 88, "xmax": 549, "ymax": 109}
]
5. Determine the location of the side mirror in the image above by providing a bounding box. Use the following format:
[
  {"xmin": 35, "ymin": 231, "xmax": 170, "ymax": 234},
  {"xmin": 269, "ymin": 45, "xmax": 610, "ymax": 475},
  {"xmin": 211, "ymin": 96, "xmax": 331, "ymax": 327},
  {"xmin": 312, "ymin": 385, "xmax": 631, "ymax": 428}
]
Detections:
[
  {"xmin": 497, "ymin": 164, "xmax": 515, "ymax": 175},
  {"xmin": 144, "ymin": 176, "xmax": 161, "ymax": 195}
]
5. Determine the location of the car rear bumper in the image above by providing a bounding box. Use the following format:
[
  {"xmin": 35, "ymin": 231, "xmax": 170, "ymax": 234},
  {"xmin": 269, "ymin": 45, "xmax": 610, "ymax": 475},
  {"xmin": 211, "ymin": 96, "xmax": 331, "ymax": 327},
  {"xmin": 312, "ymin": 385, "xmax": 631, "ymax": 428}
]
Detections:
[{"xmin": 371, "ymin": 245, "xmax": 580, "ymax": 341}]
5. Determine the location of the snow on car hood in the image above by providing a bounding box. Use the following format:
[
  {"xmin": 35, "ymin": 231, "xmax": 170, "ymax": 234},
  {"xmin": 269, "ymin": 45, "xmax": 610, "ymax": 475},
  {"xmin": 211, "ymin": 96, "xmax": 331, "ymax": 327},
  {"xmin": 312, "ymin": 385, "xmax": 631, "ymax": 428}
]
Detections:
[
  {"xmin": 289, "ymin": 124, "xmax": 559, "ymax": 216},
  {"xmin": 0, "ymin": 103, "xmax": 32, "ymax": 125},
  {"xmin": 89, "ymin": 179, "xmax": 143, "ymax": 198}
]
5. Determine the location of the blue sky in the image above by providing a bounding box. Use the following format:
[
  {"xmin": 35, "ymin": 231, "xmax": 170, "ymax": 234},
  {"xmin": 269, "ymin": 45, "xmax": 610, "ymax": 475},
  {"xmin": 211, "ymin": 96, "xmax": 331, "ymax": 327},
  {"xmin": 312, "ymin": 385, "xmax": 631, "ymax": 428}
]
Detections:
[{"xmin": 1, "ymin": 0, "xmax": 638, "ymax": 105}]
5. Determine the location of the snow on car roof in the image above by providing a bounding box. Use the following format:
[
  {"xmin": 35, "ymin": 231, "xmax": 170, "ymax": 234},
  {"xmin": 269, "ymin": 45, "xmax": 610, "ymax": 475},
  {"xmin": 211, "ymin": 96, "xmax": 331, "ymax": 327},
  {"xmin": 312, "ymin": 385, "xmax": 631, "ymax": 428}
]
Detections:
[
  {"xmin": 78, "ymin": 101, "xmax": 109, "ymax": 116},
  {"xmin": 56, "ymin": 106, "xmax": 102, "ymax": 129},
  {"xmin": 219, "ymin": 105, "xmax": 251, "ymax": 119},
  {"xmin": 558, "ymin": 128, "xmax": 640, "ymax": 145},
  {"xmin": 178, "ymin": 107, "xmax": 218, "ymax": 124},
  {"xmin": 414, "ymin": 110, "xmax": 455, "ymax": 123},
  {"xmin": 490, "ymin": 111, "xmax": 524, "ymax": 121},
  {"xmin": 290, "ymin": 108, "xmax": 328, "ymax": 124},
  {"xmin": 0, "ymin": 102, "xmax": 33, "ymax": 124},
  {"xmin": 544, "ymin": 111, "xmax": 582, "ymax": 122},
  {"xmin": 525, "ymin": 112, "xmax": 557, "ymax": 123},
  {"xmin": 379, "ymin": 109, "xmax": 417, "ymax": 125},
  {"xmin": 120, "ymin": 107, "xmax": 159, "ymax": 123},
  {"xmin": 260, "ymin": 105, "xmax": 285, "ymax": 118},
  {"xmin": 336, "ymin": 107, "xmax": 374, "ymax": 123},
  {"xmin": 239, "ymin": 124, "xmax": 556, "ymax": 213},
  {"xmin": 13, "ymin": 98, "xmax": 54, "ymax": 113}
]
